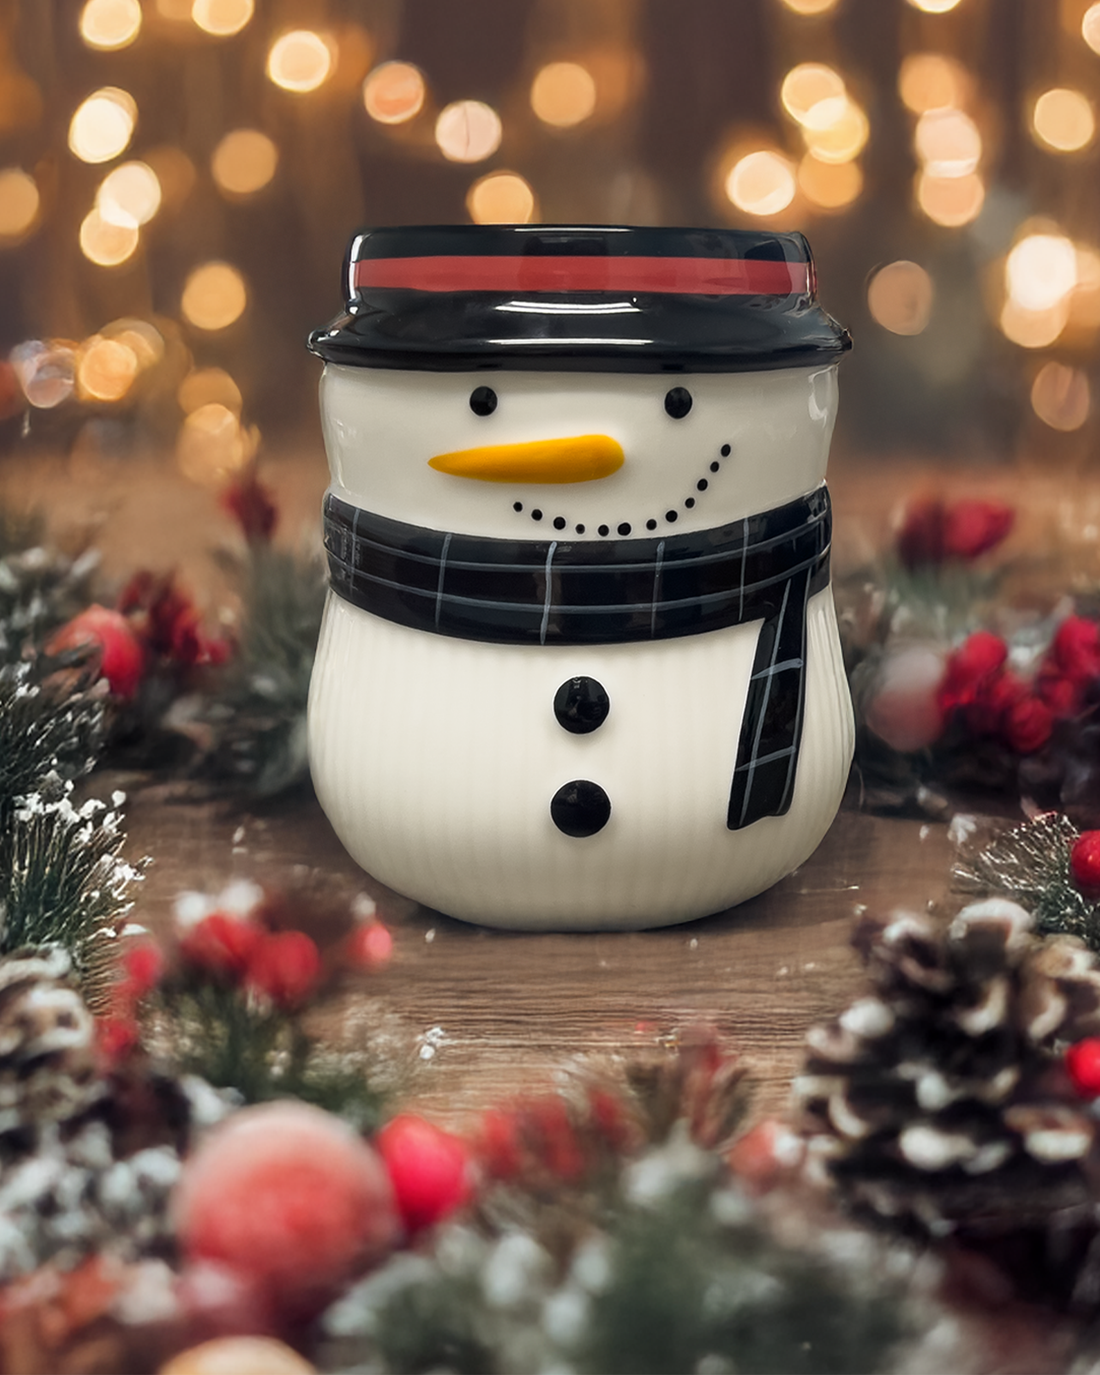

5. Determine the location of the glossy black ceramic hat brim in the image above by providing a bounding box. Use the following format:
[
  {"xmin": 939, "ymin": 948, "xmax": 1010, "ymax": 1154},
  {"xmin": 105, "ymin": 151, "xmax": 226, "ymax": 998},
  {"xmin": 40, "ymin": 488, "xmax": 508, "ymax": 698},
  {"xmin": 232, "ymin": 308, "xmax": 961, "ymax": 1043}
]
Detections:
[{"xmin": 307, "ymin": 224, "xmax": 852, "ymax": 373}]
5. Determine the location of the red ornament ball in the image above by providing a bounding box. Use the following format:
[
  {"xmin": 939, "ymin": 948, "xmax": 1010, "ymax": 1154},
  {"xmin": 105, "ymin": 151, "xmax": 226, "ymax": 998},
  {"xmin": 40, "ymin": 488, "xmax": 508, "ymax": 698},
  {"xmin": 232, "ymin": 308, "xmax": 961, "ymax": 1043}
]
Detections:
[
  {"xmin": 375, "ymin": 1113, "xmax": 472, "ymax": 1234},
  {"xmin": 173, "ymin": 1101, "xmax": 399, "ymax": 1319},
  {"xmin": 1066, "ymin": 1038, "xmax": 1100, "ymax": 1098},
  {"xmin": 47, "ymin": 604, "xmax": 145, "ymax": 699},
  {"xmin": 1070, "ymin": 831, "xmax": 1100, "ymax": 901}
]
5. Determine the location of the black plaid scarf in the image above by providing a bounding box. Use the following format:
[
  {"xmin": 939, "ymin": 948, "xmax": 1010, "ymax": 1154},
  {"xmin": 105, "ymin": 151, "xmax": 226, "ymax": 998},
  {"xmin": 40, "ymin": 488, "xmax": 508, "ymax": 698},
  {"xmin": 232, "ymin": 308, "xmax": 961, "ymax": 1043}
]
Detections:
[{"xmin": 323, "ymin": 487, "xmax": 831, "ymax": 831}]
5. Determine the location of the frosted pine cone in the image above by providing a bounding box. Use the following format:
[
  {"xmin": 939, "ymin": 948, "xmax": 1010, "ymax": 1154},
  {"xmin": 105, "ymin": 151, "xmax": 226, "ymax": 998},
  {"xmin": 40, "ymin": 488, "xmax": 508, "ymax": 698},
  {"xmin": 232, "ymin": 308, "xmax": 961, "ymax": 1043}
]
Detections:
[
  {"xmin": 0, "ymin": 945, "xmax": 102, "ymax": 1138},
  {"xmin": 796, "ymin": 900, "xmax": 1100, "ymax": 1241}
]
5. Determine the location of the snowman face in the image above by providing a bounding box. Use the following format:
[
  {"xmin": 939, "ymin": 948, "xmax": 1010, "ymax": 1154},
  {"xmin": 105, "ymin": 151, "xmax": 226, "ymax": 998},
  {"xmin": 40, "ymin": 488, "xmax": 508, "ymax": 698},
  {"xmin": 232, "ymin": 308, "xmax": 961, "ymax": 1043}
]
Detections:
[{"xmin": 320, "ymin": 362, "xmax": 839, "ymax": 541}]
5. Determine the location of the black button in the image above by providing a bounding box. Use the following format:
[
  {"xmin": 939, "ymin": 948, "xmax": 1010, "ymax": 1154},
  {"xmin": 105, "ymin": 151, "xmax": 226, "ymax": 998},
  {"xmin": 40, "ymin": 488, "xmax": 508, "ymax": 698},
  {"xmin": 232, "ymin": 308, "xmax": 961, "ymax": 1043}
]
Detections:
[
  {"xmin": 554, "ymin": 676, "xmax": 610, "ymax": 734},
  {"xmin": 551, "ymin": 780, "xmax": 611, "ymax": 837}
]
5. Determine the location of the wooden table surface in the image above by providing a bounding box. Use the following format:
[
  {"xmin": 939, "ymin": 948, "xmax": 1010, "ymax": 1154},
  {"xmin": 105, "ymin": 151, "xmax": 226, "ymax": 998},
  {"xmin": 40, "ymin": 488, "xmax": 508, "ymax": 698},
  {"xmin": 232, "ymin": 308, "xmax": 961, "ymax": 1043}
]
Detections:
[{"xmin": 122, "ymin": 784, "xmax": 959, "ymax": 1128}]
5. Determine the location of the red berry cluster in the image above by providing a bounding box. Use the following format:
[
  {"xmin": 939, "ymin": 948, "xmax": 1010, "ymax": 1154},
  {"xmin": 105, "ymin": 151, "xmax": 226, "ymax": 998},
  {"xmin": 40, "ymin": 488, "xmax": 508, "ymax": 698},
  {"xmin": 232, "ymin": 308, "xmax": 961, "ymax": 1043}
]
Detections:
[
  {"xmin": 1066, "ymin": 1038, "xmax": 1100, "ymax": 1098},
  {"xmin": 936, "ymin": 615, "xmax": 1100, "ymax": 758},
  {"xmin": 179, "ymin": 909, "xmax": 322, "ymax": 1011},
  {"xmin": 897, "ymin": 496, "xmax": 1014, "ymax": 572}
]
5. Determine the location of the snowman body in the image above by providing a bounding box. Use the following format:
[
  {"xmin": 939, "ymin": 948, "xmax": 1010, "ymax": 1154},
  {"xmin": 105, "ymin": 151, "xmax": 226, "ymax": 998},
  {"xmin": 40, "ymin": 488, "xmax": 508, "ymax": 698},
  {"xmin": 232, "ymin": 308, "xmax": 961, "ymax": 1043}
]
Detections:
[{"xmin": 308, "ymin": 359, "xmax": 854, "ymax": 930}]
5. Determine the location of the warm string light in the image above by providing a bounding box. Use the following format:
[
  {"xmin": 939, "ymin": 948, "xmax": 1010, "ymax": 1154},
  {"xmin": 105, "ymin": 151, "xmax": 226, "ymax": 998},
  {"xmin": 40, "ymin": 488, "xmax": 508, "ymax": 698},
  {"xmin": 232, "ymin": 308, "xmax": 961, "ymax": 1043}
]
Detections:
[
  {"xmin": 79, "ymin": 209, "xmax": 139, "ymax": 266},
  {"xmin": 898, "ymin": 53, "xmax": 969, "ymax": 114},
  {"xmin": 1031, "ymin": 88, "xmax": 1095, "ymax": 152},
  {"xmin": 1031, "ymin": 361, "xmax": 1090, "ymax": 430},
  {"xmin": 266, "ymin": 32, "xmax": 335, "ymax": 93},
  {"xmin": 907, "ymin": 0, "xmax": 964, "ymax": 12},
  {"xmin": 76, "ymin": 336, "xmax": 139, "ymax": 402},
  {"xmin": 362, "ymin": 62, "xmax": 425, "ymax": 124},
  {"xmin": 530, "ymin": 62, "xmax": 597, "ymax": 127},
  {"xmin": 178, "ymin": 367, "xmax": 242, "ymax": 415},
  {"xmin": 1083, "ymin": 4, "xmax": 1100, "ymax": 55},
  {"xmin": 778, "ymin": 62, "xmax": 868, "ymax": 210},
  {"xmin": 435, "ymin": 101, "xmax": 502, "ymax": 162},
  {"xmin": 0, "ymin": 169, "xmax": 40, "ymax": 244},
  {"xmin": 192, "ymin": 0, "xmax": 254, "ymax": 37},
  {"xmin": 68, "ymin": 88, "xmax": 137, "ymax": 164},
  {"xmin": 867, "ymin": 261, "xmax": 934, "ymax": 335},
  {"xmin": 466, "ymin": 172, "xmax": 536, "ymax": 224},
  {"xmin": 778, "ymin": 0, "xmax": 839, "ymax": 13},
  {"xmin": 797, "ymin": 153, "xmax": 861, "ymax": 208},
  {"xmin": 725, "ymin": 151, "xmax": 797, "ymax": 216},
  {"xmin": 902, "ymin": 52, "xmax": 985, "ymax": 227},
  {"xmin": 181, "ymin": 262, "xmax": 248, "ymax": 330},
  {"xmin": 177, "ymin": 403, "xmax": 258, "ymax": 484},
  {"xmin": 10, "ymin": 341, "xmax": 77, "ymax": 409},
  {"xmin": 211, "ymin": 130, "xmax": 278, "ymax": 196},
  {"xmin": 97, "ymin": 161, "xmax": 161, "ymax": 228},
  {"xmin": 79, "ymin": 0, "xmax": 142, "ymax": 50}
]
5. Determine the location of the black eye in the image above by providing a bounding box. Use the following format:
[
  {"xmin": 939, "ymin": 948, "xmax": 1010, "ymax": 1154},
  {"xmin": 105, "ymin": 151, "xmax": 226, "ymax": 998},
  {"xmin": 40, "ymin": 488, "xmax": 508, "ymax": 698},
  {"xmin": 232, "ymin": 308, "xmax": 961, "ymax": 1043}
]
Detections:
[
  {"xmin": 664, "ymin": 386, "xmax": 692, "ymax": 419},
  {"xmin": 470, "ymin": 386, "xmax": 497, "ymax": 416}
]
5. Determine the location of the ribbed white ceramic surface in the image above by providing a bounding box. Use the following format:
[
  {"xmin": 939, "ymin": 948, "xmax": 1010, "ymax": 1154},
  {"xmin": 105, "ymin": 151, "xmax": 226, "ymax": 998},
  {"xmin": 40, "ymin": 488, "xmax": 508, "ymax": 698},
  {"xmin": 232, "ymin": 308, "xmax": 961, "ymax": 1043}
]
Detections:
[{"xmin": 308, "ymin": 585, "xmax": 853, "ymax": 930}]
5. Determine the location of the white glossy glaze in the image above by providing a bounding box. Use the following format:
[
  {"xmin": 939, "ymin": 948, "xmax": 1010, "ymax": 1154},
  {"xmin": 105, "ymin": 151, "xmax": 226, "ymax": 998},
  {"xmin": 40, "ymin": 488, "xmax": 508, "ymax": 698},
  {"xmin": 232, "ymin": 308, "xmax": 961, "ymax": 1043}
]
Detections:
[{"xmin": 309, "ymin": 363, "xmax": 853, "ymax": 929}]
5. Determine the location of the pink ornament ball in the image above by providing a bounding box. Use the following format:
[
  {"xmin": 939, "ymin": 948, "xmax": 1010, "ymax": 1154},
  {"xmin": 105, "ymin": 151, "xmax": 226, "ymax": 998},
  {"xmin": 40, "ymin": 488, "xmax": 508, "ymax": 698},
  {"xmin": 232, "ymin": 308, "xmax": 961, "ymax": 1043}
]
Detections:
[
  {"xmin": 863, "ymin": 643, "xmax": 946, "ymax": 753},
  {"xmin": 375, "ymin": 1113, "xmax": 473, "ymax": 1234},
  {"xmin": 173, "ymin": 1101, "xmax": 398, "ymax": 1319}
]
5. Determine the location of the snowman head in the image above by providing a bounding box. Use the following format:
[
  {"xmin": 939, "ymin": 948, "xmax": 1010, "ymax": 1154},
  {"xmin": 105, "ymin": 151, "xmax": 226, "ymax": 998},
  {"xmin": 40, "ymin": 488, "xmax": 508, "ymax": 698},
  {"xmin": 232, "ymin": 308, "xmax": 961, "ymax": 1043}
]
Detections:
[{"xmin": 310, "ymin": 226, "xmax": 849, "ymax": 541}]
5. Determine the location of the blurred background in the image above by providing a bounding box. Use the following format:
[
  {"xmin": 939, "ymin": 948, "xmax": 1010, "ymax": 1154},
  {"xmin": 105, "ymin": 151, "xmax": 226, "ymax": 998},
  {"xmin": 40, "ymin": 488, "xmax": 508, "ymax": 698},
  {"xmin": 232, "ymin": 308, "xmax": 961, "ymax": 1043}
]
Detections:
[{"xmin": 0, "ymin": 0, "xmax": 1098, "ymax": 486}]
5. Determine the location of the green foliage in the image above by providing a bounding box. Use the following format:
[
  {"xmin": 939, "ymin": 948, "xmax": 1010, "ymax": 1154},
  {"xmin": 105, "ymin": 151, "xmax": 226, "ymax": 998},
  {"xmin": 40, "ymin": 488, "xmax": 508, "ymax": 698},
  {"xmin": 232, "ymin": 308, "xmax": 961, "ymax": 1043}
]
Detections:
[
  {"xmin": 153, "ymin": 979, "xmax": 385, "ymax": 1131},
  {"xmin": 582, "ymin": 1183, "xmax": 904, "ymax": 1375},
  {"xmin": 201, "ymin": 542, "xmax": 326, "ymax": 797},
  {"xmin": 0, "ymin": 664, "xmax": 105, "ymax": 813},
  {"xmin": 0, "ymin": 544, "xmax": 100, "ymax": 666},
  {"xmin": 374, "ymin": 1273, "xmax": 494, "ymax": 1375}
]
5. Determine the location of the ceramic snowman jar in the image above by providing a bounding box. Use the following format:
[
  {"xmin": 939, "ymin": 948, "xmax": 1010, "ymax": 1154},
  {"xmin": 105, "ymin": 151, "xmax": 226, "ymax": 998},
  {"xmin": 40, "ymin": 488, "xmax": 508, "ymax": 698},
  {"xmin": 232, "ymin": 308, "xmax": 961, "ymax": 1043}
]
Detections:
[{"xmin": 307, "ymin": 225, "xmax": 853, "ymax": 931}]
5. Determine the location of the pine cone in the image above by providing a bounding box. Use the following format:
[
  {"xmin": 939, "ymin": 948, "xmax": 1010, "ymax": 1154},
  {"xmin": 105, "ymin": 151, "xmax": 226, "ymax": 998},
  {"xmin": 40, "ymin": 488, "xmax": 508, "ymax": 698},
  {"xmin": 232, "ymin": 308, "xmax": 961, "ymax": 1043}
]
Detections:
[
  {"xmin": 0, "ymin": 945, "xmax": 102, "ymax": 1138},
  {"xmin": 0, "ymin": 947, "xmax": 238, "ymax": 1283},
  {"xmin": 796, "ymin": 899, "xmax": 1100, "ymax": 1242}
]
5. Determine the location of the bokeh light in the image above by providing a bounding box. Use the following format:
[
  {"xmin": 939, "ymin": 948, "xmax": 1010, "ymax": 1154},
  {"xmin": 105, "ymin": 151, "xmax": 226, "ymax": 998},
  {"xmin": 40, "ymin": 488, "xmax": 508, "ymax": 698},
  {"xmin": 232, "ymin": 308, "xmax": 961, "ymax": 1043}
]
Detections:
[
  {"xmin": 266, "ymin": 31, "xmax": 335, "ymax": 93},
  {"xmin": 10, "ymin": 341, "xmax": 76, "ymax": 409},
  {"xmin": 1031, "ymin": 88, "xmax": 1095, "ymax": 152},
  {"xmin": 181, "ymin": 262, "xmax": 247, "ymax": 330},
  {"xmin": 79, "ymin": 208, "xmax": 139, "ymax": 266},
  {"xmin": 97, "ymin": 161, "xmax": 161, "ymax": 228},
  {"xmin": 102, "ymin": 317, "xmax": 164, "ymax": 371},
  {"xmin": 1069, "ymin": 246, "xmax": 1100, "ymax": 330},
  {"xmin": 192, "ymin": 0, "xmax": 254, "ymax": 37},
  {"xmin": 178, "ymin": 366, "xmax": 242, "ymax": 415},
  {"xmin": 778, "ymin": 0, "xmax": 839, "ymax": 12},
  {"xmin": 780, "ymin": 64, "xmax": 846, "ymax": 124},
  {"xmin": 362, "ymin": 62, "xmax": 425, "ymax": 124},
  {"xmin": 77, "ymin": 336, "xmax": 139, "ymax": 402},
  {"xmin": 916, "ymin": 171, "xmax": 984, "ymax": 226},
  {"xmin": 999, "ymin": 297, "xmax": 1069, "ymax": 349},
  {"xmin": 867, "ymin": 261, "xmax": 934, "ymax": 335},
  {"xmin": 68, "ymin": 88, "xmax": 137, "ymax": 164},
  {"xmin": 1031, "ymin": 362, "xmax": 1090, "ymax": 431},
  {"xmin": 725, "ymin": 150, "xmax": 797, "ymax": 216},
  {"xmin": 0, "ymin": 169, "xmax": 40, "ymax": 244},
  {"xmin": 907, "ymin": 0, "xmax": 963, "ymax": 11},
  {"xmin": 530, "ymin": 62, "xmax": 597, "ymax": 127},
  {"xmin": 466, "ymin": 171, "xmax": 536, "ymax": 224},
  {"xmin": 80, "ymin": 0, "xmax": 142, "ymax": 50},
  {"xmin": 1006, "ymin": 233, "xmax": 1077, "ymax": 311},
  {"xmin": 435, "ymin": 101, "xmax": 503, "ymax": 162},
  {"xmin": 800, "ymin": 97, "xmax": 869, "ymax": 163},
  {"xmin": 797, "ymin": 153, "xmax": 862, "ymax": 208},
  {"xmin": 898, "ymin": 53, "xmax": 968, "ymax": 113},
  {"xmin": 914, "ymin": 108, "xmax": 981, "ymax": 176},
  {"xmin": 1083, "ymin": 3, "xmax": 1100, "ymax": 55},
  {"xmin": 144, "ymin": 146, "xmax": 196, "ymax": 212},
  {"xmin": 211, "ymin": 129, "xmax": 278, "ymax": 196},
  {"xmin": 177, "ymin": 403, "xmax": 256, "ymax": 484}
]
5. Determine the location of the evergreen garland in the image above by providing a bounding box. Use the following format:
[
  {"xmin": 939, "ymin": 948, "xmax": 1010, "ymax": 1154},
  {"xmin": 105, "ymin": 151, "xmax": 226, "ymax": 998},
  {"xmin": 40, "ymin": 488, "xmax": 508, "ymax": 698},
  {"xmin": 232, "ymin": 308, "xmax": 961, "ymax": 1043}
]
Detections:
[{"xmin": 199, "ymin": 538, "xmax": 326, "ymax": 797}]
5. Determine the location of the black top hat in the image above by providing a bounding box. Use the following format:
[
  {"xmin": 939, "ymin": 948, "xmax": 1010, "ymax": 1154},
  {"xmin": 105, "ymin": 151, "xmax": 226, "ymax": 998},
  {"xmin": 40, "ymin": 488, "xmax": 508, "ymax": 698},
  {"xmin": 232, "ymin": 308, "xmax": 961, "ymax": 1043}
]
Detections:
[{"xmin": 307, "ymin": 224, "xmax": 850, "ymax": 374}]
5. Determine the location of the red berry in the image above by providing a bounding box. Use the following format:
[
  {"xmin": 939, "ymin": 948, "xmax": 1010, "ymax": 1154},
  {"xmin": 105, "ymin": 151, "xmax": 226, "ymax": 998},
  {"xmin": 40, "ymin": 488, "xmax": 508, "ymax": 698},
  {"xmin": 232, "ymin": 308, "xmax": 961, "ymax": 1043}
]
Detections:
[
  {"xmin": 942, "ymin": 499, "xmax": 1014, "ymax": 562},
  {"xmin": 344, "ymin": 921, "xmax": 393, "ymax": 971},
  {"xmin": 179, "ymin": 913, "xmax": 264, "ymax": 983},
  {"xmin": 174, "ymin": 1101, "xmax": 399, "ymax": 1319},
  {"xmin": 1003, "ymin": 695, "xmax": 1053, "ymax": 755},
  {"xmin": 47, "ymin": 604, "xmax": 145, "ymax": 699},
  {"xmin": 1066, "ymin": 1038, "xmax": 1100, "ymax": 1097},
  {"xmin": 1071, "ymin": 832, "xmax": 1100, "ymax": 900},
  {"xmin": 1050, "ymin": 615, "xmax": 1100, "ymax": 684},
  {"xmin": 376, "ymin": 1113, "xmax": 472, "ymax": 1234},
  {"xmin": 245, "ymin": 930, "xmax": 322, "ymax": 1010}
]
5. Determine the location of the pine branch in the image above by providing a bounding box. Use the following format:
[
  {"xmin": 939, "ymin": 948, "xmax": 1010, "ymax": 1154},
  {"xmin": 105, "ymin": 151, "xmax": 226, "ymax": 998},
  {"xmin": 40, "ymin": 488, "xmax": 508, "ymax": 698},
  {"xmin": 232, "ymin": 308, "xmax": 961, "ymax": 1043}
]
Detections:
[{"xmin": 0, "ymin": 663, "xmax": 106, "ymax": 815}]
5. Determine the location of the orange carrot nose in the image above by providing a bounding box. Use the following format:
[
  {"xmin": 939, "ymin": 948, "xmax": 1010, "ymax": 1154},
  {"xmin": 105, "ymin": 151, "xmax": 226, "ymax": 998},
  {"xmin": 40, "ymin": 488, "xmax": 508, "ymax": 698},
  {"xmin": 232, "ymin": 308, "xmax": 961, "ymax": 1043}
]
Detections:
[{"xmin": 428, "ymin": 434, "xmax": 624, "ymax": 484}]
